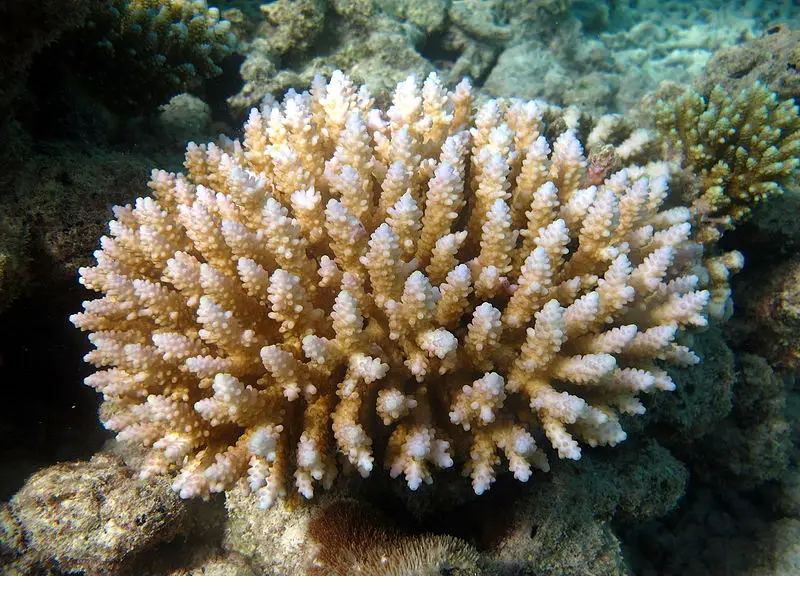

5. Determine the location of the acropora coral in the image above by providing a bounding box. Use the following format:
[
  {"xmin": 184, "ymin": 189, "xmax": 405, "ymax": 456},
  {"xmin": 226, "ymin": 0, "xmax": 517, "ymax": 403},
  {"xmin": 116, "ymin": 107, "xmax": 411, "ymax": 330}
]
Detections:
[
  {"xmin": 61, "ymin": 0, "xmax": 237, "ymax": 115},
  {"xmin": 71, "ymin": 71, "xmax": 722, "ymax": 508},
  {"xmin": 654, "ymin": 82, "xmax": 800, "ymax": 245}
]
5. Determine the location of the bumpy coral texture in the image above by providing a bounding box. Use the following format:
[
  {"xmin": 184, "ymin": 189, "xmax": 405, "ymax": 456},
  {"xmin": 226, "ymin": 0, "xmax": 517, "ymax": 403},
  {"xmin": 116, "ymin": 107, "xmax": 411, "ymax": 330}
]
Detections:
[
  {"xmin": 67, "ymin": 0, "xmax": 236, "ymax": 114},
  {"xmin": 654, "ymin": 83, "xmax": 800, "ymax": 245},
  {"xmin": 71, "ymin": 71, "xmax": 712, "ymax": 508}
]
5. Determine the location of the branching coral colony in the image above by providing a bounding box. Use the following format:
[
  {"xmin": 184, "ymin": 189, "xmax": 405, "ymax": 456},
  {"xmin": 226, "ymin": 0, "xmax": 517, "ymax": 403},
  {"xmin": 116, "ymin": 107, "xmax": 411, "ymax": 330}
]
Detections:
[
  {"xmin": 655, "ymin": 83, "xmax": 800, "ymax": 245},
  {"xmin": 73, "ymin": 71, "xmax": 742, "ymax": 508},
  {"xmin": 68, "ymin": 0, "xmax": 237, "ymax": 115}
]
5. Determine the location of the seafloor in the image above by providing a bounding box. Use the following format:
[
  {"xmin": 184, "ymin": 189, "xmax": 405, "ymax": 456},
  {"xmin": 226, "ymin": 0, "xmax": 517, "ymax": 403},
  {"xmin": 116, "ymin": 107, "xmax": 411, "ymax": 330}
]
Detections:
[{"xmin": 0, "ymin": 0, "xmax": 799, "ymax": 575}]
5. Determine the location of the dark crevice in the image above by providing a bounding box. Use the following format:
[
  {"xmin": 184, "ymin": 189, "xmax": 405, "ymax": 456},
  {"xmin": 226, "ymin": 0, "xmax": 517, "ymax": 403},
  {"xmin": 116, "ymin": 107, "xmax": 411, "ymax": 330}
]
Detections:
[{"xmin": 0, "ymin": 238, "xmax": 109, "ymax": 501}]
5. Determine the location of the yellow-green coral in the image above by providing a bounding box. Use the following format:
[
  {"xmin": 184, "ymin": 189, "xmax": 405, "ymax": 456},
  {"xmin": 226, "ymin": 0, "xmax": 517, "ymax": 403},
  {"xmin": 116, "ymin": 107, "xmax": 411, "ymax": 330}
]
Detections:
[
  {"xmin": 654, "ymin": 83, "xmax": 800, "ymax": 244},
  {"xmin": 66, "ymin": 0, "xmax": 237, "ymax": 115}
]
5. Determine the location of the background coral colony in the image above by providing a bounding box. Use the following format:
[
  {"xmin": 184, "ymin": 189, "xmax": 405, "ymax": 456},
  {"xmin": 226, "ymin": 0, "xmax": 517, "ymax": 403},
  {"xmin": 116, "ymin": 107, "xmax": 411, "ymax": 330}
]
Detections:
[{"xmin": 0, "ymin": 0, "xmax": 799, "ymax": 576}]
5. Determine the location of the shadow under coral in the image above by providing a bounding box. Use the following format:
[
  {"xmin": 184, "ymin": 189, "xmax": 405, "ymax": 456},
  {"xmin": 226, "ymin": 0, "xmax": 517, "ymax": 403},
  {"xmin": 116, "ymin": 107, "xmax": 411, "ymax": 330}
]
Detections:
[{"xmin": 0, "ymin": 241, "xmax": 109, "ymax": 501}]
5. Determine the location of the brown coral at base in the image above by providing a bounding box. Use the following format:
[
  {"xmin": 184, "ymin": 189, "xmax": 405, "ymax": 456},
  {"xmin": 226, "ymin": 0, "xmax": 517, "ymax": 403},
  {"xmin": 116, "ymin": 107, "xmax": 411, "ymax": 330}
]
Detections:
[{"xmin": 306, "ymin": 498, "xmax": 480, "ymax": 575}]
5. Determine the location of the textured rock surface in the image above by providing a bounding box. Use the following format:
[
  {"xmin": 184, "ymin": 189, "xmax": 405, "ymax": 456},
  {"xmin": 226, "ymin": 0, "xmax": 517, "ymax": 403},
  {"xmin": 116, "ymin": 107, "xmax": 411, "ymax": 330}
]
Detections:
[{"xmin": 0, "ymin": 453, "xmax": 187, "ymax": 574}]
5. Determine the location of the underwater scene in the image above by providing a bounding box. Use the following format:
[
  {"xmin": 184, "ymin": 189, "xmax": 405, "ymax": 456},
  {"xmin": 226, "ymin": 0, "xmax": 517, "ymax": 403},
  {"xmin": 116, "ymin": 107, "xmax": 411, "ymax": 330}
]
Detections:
[{"xmin": 0, "ymin": 0, "xmax": 799, "ymax": 576}]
